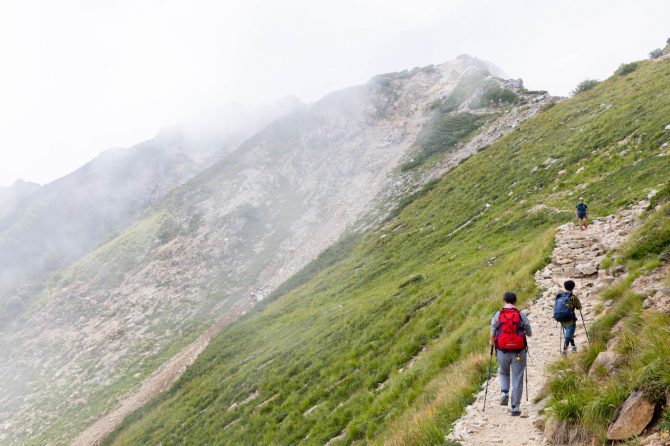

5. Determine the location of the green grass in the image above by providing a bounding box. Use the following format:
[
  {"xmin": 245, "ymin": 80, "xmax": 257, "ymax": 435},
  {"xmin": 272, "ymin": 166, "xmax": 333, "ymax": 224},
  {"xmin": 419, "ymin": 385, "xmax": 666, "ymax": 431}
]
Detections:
[
  {"xmin": 546, "ymin": 200, "xmax": 670, "ymax": 443},
  {"xmin": 626, "ymin": 204, "xmax": 670, "ymax": 261},
  {"xmin": 106, "ymin": 58, "xmax": 670, "ymax": 445},
  {"xmin": 478, "ymin": 83, "xmax": 518, "ymax": 107},
  {"xmin": 400, "ymin": 112, "xmax": 492, "ymax": 171},
  {"xmin": 615, "ymin": 62, "xmax": 639, "ymax": 76}
]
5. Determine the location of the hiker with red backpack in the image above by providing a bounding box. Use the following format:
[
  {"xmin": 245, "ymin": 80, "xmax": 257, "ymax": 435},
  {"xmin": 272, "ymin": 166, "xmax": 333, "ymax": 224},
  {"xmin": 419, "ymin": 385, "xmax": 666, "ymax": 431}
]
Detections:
[{"xmin": 490, "ymin": 291, "xmax": 533, "ymax": 416}]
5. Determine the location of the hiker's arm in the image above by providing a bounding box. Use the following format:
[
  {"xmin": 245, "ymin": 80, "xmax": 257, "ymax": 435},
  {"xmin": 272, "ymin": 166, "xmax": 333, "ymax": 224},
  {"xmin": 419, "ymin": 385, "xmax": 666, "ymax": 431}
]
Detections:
[
  {"xmin": 573, "ymin": 296, "xmax": 582, "ymax": 310},
  {"xmin": 521, "ymin": 311, "xmax": 532, "ymax": 337},
  {"xmin": 490, "ymin": 313, "xmax": 498, "ymax": 345}
]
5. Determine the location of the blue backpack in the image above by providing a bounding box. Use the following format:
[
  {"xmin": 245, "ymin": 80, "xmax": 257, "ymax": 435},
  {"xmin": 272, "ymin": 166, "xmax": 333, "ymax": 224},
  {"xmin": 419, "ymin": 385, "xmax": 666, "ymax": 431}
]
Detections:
[{"xmin": 553, "ymin": 292, "xmax": 575, "ymax": 322}]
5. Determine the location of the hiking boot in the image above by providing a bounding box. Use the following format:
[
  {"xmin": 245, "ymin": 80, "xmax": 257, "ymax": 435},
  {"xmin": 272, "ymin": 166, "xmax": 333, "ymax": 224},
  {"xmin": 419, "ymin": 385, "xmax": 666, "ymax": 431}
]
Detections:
[
  {"xmin": 511, "ymin": 407, "xmax": 521, "ymax": 416},
  {"xmin": 572, "ymin": 346, "xmax": 578, "ymax": 353},
  {"xmin": 500, "ymin": 392, "xmax": 509, "ymax": 406},
  {"xmin": 561, "ymin": 348, "xmax": 567, "ymax": 356}
]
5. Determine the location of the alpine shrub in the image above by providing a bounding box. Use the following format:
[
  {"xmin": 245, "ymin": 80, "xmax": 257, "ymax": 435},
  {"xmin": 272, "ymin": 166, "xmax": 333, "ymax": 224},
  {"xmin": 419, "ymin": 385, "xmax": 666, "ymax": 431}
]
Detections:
[
  {"xmin": 540, "ymin": 101, "xmax": 556, "ymax": 112},
  {"xmin": 572, "ymin": 79, "xmax": 599, "ymax": 96},
  {"xmin": 478, "ymin": 85, "xmax": 518, "ymax": 107},
  {"xmin": 615, "ymin": 62, "xmax": 638, "ymax": 76},
  {"xmin": 650, "ymin": 49, "xmax": 663, "ymax": 60}
]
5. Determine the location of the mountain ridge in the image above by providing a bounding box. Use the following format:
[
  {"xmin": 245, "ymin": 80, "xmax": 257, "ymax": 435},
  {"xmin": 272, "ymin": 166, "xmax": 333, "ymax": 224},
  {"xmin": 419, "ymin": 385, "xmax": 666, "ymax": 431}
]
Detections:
[
  {"xmin": 0, "ymin": 97, "xmax": 303, "ymax": 322},
  {"xmin": 0, "ymin": 56, "xmax": 541, "ymax": 445}
]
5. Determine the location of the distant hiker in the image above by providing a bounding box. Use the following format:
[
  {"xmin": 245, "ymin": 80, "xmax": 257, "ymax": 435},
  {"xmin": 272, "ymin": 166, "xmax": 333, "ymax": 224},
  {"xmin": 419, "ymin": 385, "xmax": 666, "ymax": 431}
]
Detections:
[
  {"xmin": 553, "ymin": 280, "xmax": 582, "ymax": 354},
  {"xmin": 576, "ymin": 198, "xmax": 588, "ymax": 230},
  {"xmin": 490, "ymin": 291, "xmax": 532, "ymax": 416}
]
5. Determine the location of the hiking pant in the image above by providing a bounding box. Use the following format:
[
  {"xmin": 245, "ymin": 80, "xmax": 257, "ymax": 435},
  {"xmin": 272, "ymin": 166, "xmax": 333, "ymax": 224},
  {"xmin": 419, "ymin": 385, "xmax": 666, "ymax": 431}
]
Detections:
[
  {"xmin": 497, "ymin": 349, "xmax": 526, "ymax": 409},
  {"xmin": 563, "ymin": 323, "xmax": 576, "ymax": 347}
]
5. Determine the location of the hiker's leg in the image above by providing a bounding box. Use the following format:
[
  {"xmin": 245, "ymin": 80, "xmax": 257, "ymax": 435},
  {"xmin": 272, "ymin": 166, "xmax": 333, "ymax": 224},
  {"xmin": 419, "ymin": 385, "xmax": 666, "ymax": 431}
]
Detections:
[
  {"xmin": 510, "ymin": 350, "xmax": 527, "ymax": 409},
  {"xmin": 565, "ymin": 323, "xmax": 576, "ymax": 347},
  {"xmin": 496, "ymin": 350, "xmax": 511, "ymax": 394}
]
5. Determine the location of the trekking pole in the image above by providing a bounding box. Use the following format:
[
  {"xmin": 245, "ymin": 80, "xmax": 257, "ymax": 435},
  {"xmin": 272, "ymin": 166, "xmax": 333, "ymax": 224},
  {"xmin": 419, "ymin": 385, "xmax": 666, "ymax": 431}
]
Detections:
[
  {"xmin": 525, "ymin": 346, "xmax": 529, "ymax": 402},
  {"xmin": 558, "ymin": 323, "xmax": 563, "ymax": 353},
  {"xmin": 579, "ymin": 309, "xmax": 590, "ymax": 343},
  {"xmin": 483, "ymin": 344, "xmax": 494, "ymax": 412}
]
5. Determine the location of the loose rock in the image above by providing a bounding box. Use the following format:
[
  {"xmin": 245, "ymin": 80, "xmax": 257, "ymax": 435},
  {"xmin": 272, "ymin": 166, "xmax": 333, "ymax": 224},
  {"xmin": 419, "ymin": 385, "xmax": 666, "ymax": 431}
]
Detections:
[
  {"xmin": 589, "ymin": 351, "xmax": 624, "ymax": 377},
  {"xmin": 607, "ymin": 391, "xmax": 655, "ymax": 440}
]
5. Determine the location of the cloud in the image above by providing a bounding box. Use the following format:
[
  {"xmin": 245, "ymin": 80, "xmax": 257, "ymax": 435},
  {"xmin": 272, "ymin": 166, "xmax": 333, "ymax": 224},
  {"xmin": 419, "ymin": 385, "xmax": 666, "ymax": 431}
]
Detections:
[{"xmin": 0, "ymin": 0, "xmax": 668, "ymax": 186}]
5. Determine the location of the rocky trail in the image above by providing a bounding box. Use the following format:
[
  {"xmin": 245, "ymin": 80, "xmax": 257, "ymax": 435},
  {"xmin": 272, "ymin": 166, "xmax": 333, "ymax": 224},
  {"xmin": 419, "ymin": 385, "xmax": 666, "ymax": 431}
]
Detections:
[{"xmin": 447, "ymin": 205, "xmax": 645, "ymax": 445}]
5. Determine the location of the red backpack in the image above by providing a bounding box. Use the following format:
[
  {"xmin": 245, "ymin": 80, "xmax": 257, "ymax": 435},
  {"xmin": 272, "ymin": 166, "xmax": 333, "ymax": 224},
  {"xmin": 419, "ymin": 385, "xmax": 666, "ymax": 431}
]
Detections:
[{"xmin": 494, "ymin": 308, "xmax": 526, "ymax": 351}]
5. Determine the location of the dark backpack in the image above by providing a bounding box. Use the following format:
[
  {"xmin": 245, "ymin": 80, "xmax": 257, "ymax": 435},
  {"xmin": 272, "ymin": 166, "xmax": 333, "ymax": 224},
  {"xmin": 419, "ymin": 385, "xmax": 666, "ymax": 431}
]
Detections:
[
  {"xmin": 553, "ymin": 292, "xmax": 575, "ymax": 322},
  {"xmin": 494, "ymin": 308, "xmax": 527, "ymax": 351}
]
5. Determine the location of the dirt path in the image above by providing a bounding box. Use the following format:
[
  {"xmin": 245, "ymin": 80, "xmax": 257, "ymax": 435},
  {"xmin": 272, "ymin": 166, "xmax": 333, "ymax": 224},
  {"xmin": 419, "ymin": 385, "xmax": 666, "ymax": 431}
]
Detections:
[
  {"xmin": 446, "ymin": 206, "xmax": 644, "ymax": 445},
  {"xmin": 72, "ymin": 298, "xmax": 251, "ymax": 446}
]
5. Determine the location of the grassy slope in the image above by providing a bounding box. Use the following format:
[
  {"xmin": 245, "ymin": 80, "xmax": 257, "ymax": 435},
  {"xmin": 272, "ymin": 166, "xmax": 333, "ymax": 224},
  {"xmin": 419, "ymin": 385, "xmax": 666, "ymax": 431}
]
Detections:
[
  {"xmin": 106, "ymin": 59, "xmax": 670, "ymax": 445},
  {"xmin": 546, "ymin": 190, "xmax": 670, "ymax": 444}
]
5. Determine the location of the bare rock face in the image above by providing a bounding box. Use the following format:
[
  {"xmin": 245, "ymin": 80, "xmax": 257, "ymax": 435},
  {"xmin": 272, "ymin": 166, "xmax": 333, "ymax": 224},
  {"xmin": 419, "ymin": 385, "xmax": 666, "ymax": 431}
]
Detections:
[
  {"xmin": 607, "ymin": 391, "xmax": 655, "ymax": 440},
  {"xmin": 589, "ymin": 351, "xmax": 624, "ymax": 377}
]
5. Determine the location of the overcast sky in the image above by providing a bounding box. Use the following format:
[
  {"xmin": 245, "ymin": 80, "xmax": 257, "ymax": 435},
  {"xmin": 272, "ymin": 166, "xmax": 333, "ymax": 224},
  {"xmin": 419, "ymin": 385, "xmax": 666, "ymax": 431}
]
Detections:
[{"xmin": 0, "ymin": 0, "xmax": 668, "ymax": 187}]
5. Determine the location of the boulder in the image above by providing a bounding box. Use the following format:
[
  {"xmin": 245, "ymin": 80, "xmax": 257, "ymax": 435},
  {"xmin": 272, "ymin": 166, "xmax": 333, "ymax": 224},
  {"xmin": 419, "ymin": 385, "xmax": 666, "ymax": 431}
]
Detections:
[
  {"xmin": 564, "ymin": 266, "xmax": 579, "ymax": 277},
  {"xmin": 589, "ymin": 351, "xmax": 624, "ymax": 377},
  {"xmin": 575, "ymin": 262, "xmax": 598, "ymax": 277},
  {"xmin": 607, "ymin": 391, "xmax": 655, "ymax": 440}
]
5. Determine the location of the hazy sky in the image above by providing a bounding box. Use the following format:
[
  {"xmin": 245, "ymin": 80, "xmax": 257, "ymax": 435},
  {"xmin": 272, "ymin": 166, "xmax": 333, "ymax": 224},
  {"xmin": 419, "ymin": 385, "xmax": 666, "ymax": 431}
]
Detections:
[{"xmin": 1, "ymin": 0, "xmax": 668, "ymax": 187}]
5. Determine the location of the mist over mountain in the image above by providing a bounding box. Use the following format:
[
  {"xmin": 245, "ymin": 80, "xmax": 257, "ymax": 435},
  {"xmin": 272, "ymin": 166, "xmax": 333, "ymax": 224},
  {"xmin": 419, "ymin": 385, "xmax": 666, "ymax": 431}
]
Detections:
[
  {"xmin": 0, "ymin": 55, "xmax": 552, "ymax": 444},
  {"xmin": 0, "ymin": 97, "xmax": 303, "ymax": 320},
  {"xmin": 0, "ymin": 180, "xmax": 40, "ymax": 220}
]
